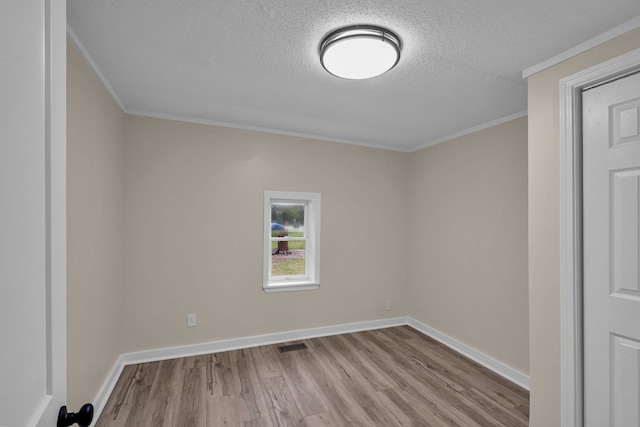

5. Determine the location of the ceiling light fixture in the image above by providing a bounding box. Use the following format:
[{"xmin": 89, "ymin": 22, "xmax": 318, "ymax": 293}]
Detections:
[{"xmin": 320, "ymin": 25, "xmax": 402, "ymax": 80}]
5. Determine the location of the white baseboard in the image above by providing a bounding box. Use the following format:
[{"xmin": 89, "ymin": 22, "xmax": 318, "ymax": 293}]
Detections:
[
  {"xmin": 91, "ymin": 357, "xmax": 125, "ymax": 424},
  {"xmin": 407, "ymin": 318, "xmax": 530, "ymax": 390},
  {"xmin": 119, "ymin": 317, "xmax": 408, "ymax": 365},
  {"xmin": 92, "ymin": 315, "xmax": 529, "ymax": 423}
]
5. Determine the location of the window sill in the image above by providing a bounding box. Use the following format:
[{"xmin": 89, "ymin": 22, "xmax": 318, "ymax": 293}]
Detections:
[{"xmin": 263, "ymin": 282, "xmax": 320, "ymax": 293}]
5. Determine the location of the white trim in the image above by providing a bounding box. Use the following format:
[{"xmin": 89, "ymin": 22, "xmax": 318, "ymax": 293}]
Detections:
[
  {"xmin": 126, "ymin": 109, "xmax": 412, "ymax": 152},
  {"xmin": 122, "ymin": 317, "xmax": 406, "ymax": 365},
  {"xmin": 66, "ymin": 26, "xmax": 126, "ymax": 112},
  {"xmin": 262, "ymin": 283, "xmax": 320, "ymax": 293},
  {"xmin": 523, "ymin": 16, "xmax": 640, "ymax": 78},
  {"xmin": 407, "ymin": 318, "xmax": 530, "ymax": 390},
  {"xmin": 410, "ymin": 110, "xmax": 528, "ymax": 153},
  {"xmin": 91, "ymin": 360, "xmax": 125, "ymax": 422},
  {"xmin": 559, "ymin": 69, "xmax": 584, "ymax": 427},
  {"xmin": 130, "ymin": 109, "xmax": 531, "ymax": 154},
  {"xmin": 91, "ymin": 315, "xmax": 530, "ymax": 422},
  {"xmin": 559, "ymin": 48, "xmax": 640, "ymax": 427}
]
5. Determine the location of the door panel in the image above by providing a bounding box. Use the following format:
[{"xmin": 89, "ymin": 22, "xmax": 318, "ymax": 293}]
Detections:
[
  {"xmin": 612, "ymin": 169, "xmax": 640, "ymax": 296},
  {"xmin": 612, "ymin": 100, "xmax": 640, "ymax": 147},
  {"xmin": 583, "ymin": 71, "xmax": 640, "ymax": 427},
  {"xmin": 0, "ymin": 1, "xmax": 67, "ymax": 426},
  {"xmin": 612, "ymin": 334, "xmax": 640, "ymax": 427}
]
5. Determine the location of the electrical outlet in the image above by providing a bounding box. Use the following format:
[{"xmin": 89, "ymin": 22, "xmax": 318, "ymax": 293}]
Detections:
[
  {"xmin": 187, "ymin": 313, "xmax": 197, "ymax": 327},
  {"xmin": 385, "ymin": 300, "xmax": 392, "ymax": 311}
]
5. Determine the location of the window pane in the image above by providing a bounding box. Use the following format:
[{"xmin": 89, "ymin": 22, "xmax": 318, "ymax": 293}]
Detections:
[
  {"xmin": 271, "ymin": 202, "xmax": 305, "ymax": 235},
  {"xmin": 271, "ymin": 242, "xmax": 305, "ymax": 277}
]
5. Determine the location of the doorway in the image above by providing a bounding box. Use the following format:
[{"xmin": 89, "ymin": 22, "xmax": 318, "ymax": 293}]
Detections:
[{"xmin": 560, "ymin": 49, "xmax": 640, "ymax": 427}]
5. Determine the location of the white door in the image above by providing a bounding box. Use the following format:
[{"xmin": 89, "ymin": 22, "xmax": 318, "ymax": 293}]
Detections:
[
  {"xmin": 0, "ymin": 1, "xmax": 67, "ymax": 426},
  {"xmin": 583, "ymin": 71, "xmax": 640, "ymax": 426}
]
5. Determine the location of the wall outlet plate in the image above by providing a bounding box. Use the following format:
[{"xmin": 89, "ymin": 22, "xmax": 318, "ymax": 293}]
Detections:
[{"xmin": 187, "ymin": 313, "xmax": 196, "ymax": 327}]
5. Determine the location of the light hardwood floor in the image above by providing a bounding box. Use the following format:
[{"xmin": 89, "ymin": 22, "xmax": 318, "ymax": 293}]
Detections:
[{"xmin": 96, "ymin": 326, "xmax": 529, "ymax": 426}]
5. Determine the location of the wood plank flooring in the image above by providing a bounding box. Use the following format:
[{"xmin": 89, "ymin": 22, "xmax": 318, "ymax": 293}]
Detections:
[{"xmin": 96, "ymin": 326, "xmax": 529, "ymax": 426}]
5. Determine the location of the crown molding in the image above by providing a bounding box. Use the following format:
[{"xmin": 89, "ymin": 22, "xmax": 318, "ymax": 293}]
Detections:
[
  {"xmin": 410, "ymin": 110, "xmax": 528, "ymax": 152},
  {"xmin": 523, "ymin": 16, "xmax": 640, "ymax": 78},
  {"xmin": 67, "ymin": 25, "xmax": 126, "ymax": 112}
]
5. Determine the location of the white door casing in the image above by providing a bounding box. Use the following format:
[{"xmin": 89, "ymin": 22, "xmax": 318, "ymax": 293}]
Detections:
[
  {"xmin": 583, "ymin": 71, "xmax": 640, "ymax": 427},
  {"xmin": 0, "ymin": 1, "xmax": 67, "ymax": 426},
  {"xmin": 560, "ymin": 48, "xmax": 640, "ymax": 427}
]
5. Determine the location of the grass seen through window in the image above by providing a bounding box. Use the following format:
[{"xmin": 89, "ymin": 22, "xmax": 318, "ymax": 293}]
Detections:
[{"xmin": 271, "ymin": 231, "xmax": 305, "ymax": 276}]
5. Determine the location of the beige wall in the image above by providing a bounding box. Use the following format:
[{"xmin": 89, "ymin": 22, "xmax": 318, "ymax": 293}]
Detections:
[
  {"xmin": 527, "ymin": 29, "xmax": 640, "ymax": 427},
  {"xmin": 407, "ymin": 117, "xmax": 530, "ymax": 374},
  {"xmin": 121, "ymin": 116, "xmax": 409, "ymax": 352},
  {"xmin": 67, "ymin": 41, "xmax": 125, "ymax": 408}
]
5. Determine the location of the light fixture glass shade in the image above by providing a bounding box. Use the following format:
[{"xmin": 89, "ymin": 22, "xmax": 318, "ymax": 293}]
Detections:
[{"xmin": 320, "ymin": 25, "xmax": 402, "ymax": 80}]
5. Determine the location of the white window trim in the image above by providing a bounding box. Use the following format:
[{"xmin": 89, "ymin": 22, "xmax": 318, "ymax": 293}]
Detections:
[{"xmin": 263, "ymin": 190, "xmax": 321, "ymax": 292}]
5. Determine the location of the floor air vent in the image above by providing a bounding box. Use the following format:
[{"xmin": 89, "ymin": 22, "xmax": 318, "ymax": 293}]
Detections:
[{"xmin": 277, "ymin": 343, "xmax": 308, "ymax": 353}]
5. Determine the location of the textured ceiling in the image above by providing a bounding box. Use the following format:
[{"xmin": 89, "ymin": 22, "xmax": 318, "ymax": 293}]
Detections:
[{"xmin": 67, "ymin": 0, "xmax": 640, "ymax": 151}]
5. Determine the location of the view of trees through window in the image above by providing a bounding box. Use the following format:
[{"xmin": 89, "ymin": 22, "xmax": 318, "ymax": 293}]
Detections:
[{"xmin": 271, "ymin": 202, "xmax": 306, "ymax": 277}]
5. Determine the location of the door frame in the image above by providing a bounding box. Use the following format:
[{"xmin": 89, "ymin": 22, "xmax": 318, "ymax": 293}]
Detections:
[{"xmin": 560, "ymin": 48, "xmax": 640, "ymax": 427}]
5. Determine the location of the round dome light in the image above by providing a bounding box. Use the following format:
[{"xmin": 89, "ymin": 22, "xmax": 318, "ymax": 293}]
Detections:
[{"xmin": 320, "ymin": 25, "xmax": 402, "ymax": 80}]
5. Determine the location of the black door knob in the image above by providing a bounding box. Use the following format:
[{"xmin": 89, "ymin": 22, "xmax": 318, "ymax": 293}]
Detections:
[{"xmin": 57, "ymin": 403, "xmax": 94, "ymax": 427}]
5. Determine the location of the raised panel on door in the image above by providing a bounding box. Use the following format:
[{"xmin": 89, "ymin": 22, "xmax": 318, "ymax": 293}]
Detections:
[
  {"xmin": 611, "ymin": 169, "xmax": 640, "ymax": 297},
  {"xmin": 611, "ymin": 334, "xmax": 640, "ymax": 427}
]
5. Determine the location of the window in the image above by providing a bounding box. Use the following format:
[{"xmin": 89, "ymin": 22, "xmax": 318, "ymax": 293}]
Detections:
[{"xmin": 263, "ymin": 190, "xmax": 321, "ymax": 292}]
